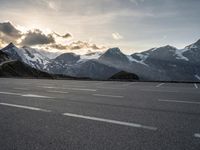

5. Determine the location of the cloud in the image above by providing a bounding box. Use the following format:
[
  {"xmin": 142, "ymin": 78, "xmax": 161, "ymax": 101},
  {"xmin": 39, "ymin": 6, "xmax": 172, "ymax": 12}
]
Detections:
[
  {"xmin": 0, "ymin": 21, "xmax": 105, "ymax": 53},
  {"xmin": 54, "ymin": 32, "xmax": 72, "ymax": 38},
  {"xmin": 112, "ymin": 32, "xmax": 123, "ymax": 40},
  {"xmin": 50, "ymin": 41, "xmax": 104, "ymax": 51},
  {"xmin": 62, "ymin": 33, "xmax": 72, "ymax": 38},
  {"xmin": 0, "ymin": 22, "xmax": 21, "ymax": 38},
  {"xmin": 21, "ymin": 29, "xmax": 55, "ymax": 46},
  {"xmin": 0, "ymin": 22, "xmax": 22, "ymax": 44}
]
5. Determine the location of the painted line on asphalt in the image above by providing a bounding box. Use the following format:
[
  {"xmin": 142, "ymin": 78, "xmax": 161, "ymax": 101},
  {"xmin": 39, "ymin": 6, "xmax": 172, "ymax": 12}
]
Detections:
[
  {"xmin": 0, "ymin": 103, "xmax": 51, "ymax": 112},
  {"xmin": 93, "ymin": 94, "xmax": 124, "ymax": 98},
  {"xmin": 64, "ymin": 88, "xmax": 97, "ymax": 92},
  {"xmin": 21, "ymin": 94, "xmax": 54, "ymax": 99},
  {"xmin": 38, "ymin": 84, "xmax": 55, "ymax": 87},
  {"xmin": 62, "ymin": 113, "xmax": 157, "ymax": 131},
  {"xmin": 121, "ymin": 82, "xmax": 137, "ymax": 86},
  {"xmin": 47, "ymin": 90, "xmax": 69, "ymax": 94},
  {"xmin": 158, "ymin": 99, "xmax": 200, "ymax": 105},
  {"xmin": 0, "ymin": 91, "xmax": 54, "ymax": 99},
  {"xmin": 194, "ymin": 133, "xmax": 200, "ymax": 138},
  {"xmin": 39, "ymin": 86, "xmax": 57, "ymax": 89},
  {"xmin": 0, "ymin": 91, "xmax": 21, "ymax": 96},
  {"xmin": 141, "ymin": 89, "xmax": 179, "ymax": 93},
  {"xmin": 194, "ymin": 84, "xmax": 198, "ymax": 89},
  {"xmin": 40, "ymin": 86, "xmax": 96, "ymax": 92},
  {"xmin": 98, "ymin": 87, "xmax": 124, "ymax": 90},
  {"xmin": 156, "ymin": 83, "xmax": 165, "ymax": 87}
]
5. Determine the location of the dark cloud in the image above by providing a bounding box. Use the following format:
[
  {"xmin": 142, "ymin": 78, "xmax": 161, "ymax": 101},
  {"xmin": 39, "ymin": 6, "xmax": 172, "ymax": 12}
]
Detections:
[
  {"xmin": 50, "ymin": 43, "xmax": 66, "ymax": 50},
  {"xmin": 0, "ymin": 22, "xmax": 22, "ymax": 44},
  {"xmin": 62, "ymin": 33, "xmax": 72, "ymax": 38},
  {"xmin": 54, "ymin": 32, "xmax": 72, "ymax": 38},
  {"xmin": 21, "ymin": 29, "xmax": 55, "ymax": 46},
  {"xmin": 0, "ymin": 22, "xmax": 21, "ymax": 38},
  {"xmin": 70, "ymin": 41, "xmax": 101, "ymax": 50},
  {"xmin": 50, "ymin": 41, "xmax": 103, "ymax": 51}
]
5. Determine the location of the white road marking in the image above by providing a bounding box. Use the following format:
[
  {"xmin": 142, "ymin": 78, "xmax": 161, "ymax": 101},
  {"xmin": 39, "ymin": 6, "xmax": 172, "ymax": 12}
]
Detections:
[
  {"xmin": 158, "ymin": 99, "xmax": 200, "ymax": 105},
  {"xmin": 21, "ymin": 94, "xmax": 53, "ymax": 98},
  {"xmin": 93, "ymin": 94, "xmax": 124, "ymax": 98},
  {"xmin": 194, "ymin": 83, "xmax": 198, "ymax": 89},
  {"xmin": 0, "ymin": 103, "xmax": 51, "ymax": 112},
  {"xmin": 40, "ymin": 86, "xmax": 96, "ymax": 92},
  {"xmin": 141, "ymin": 89, "xmax": 179, "ymax": 93},
  {"xmin": 39, "ymin": 86, "xmax": 57, "ymax": 89},
  {"xmin": 0, "ymin": 91, "xmax": 53, "ymax": 99},
  {"xmin": 63, "ymin": 113, "xmax": 157, "ymax": 131},
  {"xmin": 156, "ymin": 83, "xmax": 165, "ymax": 87},
  {"xmin": 194, "ymin": 133, "xmax": 200, "ymax": 138},
  {"xmin": 64, "ymin": 88, "xmax": 96, "ymax": 92},
  {"xmin": 0, "ymin": 91, "xmax": 21, "ymax": 96},
  {"xmin": 47, "ymin": 90, "xmax": 69, "ymax": 94},
  {"xmin": 98, "ymin": 87, "xmax": 124, "ymax": 90},
  {"xmin": 122, "ymin": 82, "xmax": 137, "ymax": 86}
]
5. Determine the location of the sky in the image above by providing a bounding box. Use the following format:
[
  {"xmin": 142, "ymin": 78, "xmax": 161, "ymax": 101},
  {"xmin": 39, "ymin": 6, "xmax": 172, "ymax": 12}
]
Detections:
[{"xmin": 0, "ymin": 0, "xmax": 200, "ymax": 54}]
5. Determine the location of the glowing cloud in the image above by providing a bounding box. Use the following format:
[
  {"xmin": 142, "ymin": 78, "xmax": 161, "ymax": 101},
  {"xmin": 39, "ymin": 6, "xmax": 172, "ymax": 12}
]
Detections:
[{"xmin": 112, "ymin": 32, "xmax": 124, "ymax": 40}]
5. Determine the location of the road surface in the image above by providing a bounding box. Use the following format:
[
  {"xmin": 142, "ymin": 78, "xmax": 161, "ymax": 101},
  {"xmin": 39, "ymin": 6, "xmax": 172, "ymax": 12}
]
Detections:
[{"xmin": 0, "ymin": 78, "xmax": 200, "ymax": 150}]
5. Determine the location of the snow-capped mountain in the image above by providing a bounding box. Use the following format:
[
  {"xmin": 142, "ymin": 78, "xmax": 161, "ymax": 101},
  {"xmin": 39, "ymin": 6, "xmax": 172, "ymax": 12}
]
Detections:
[
  {"xmin": 129, "ymin": 40, "xmax": 200, "ymax": 81},
  {"xmin": 99, "ymin": 47, "xmax": 130, "ymax": 67},
  {"xmin": 60, "ymin": 60, "xmax": 120, "ymax": 79},
  {"xmin": 45, "ymin": 51, "xmax": 119, "ymax": 79},
  {"xmin": 0, "ymin": 50, "xmax": 10, "ymax": 63},
  {"xmin": 1, "ymin": 43, "xmax": 22, "ymax": 61},
  {"xmin": 79, "ymin": 52, "xmax": 103, "ymax": 62},
  {"xmin": 1, "ymin": 39, "xmax": 200, "ymax": 81},
  {"xmin": 1, "ymin": 43, "xmax": 50, "ymax": 70},
  {"xmin": 54, "ymin": 53, "xmax": 80, "ymax": 65}
]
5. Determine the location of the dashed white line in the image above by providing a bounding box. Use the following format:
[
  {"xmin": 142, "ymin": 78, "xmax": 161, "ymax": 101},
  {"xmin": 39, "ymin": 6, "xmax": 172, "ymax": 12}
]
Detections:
[
  {"xmin": 0, "ymin": 91, "xmax": 21, "ymax": 96},
  {"xmin": 21, "ymin": 94, "xmax": 53, "ymax": 99},
  {"xmin": 47, "ymin": 90, "xmax": 69, "ymax": 94},
  {"xmin": 0, "ymin": 91, "xmax": 53, "ymax": 99},
  {"xmin": 0, "ymin": 103, "xmax": 51, "ymax": 112},
  {"xmin": 156, "ymin": 83, "xmax": 165, "ymax": 87},
  {"xmin": 158, "ymin": 99, "xmax": 200, "ymax": 105},
  {"xmin": 39, "ymin": 86, "xmax": 57, "ymax": 89},
  {"xmin": 63, "ymin": 113, "xmax": 157, "ymax": 131},
  {"xmin": 64, "ymin": 88, "xmax": 96, "ymax": 92},
  {"xmin": 98, "ymin": 87, "xmax": 124, "ymax": 90},
  {"xmin": 141, "ymin": 89, "xmax": 179, "ymax": 93},
  {"xmin": 194, "ymin": 83, "xmax": 198, "ymax": 89},
  {"xmin": 40, "ymin": 86, "xmax": 96, "ymax": 92},
  {"xmin": 194, "ymin": 133, "xmax": 200, "ymax": 138},
  {"xmin": 93, "ymin": 94, "xmax": 124, "ymax": 98}
]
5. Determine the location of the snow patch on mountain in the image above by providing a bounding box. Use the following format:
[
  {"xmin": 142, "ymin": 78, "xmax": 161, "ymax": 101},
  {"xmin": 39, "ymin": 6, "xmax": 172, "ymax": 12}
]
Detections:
[
  {"xmin": 195, "ymin": 74, "xmax": 200, "ymax": 81},
  {"xmin": 78, "ymin": 52, "xmax": 102, "ymax": 62},
  {"xmin": 127, "ymin": 55, "xmax": 148, "ymax": 66},
  {"xmin": 175, "ymin": 48, "xmax": 189, "ymax": 61}
]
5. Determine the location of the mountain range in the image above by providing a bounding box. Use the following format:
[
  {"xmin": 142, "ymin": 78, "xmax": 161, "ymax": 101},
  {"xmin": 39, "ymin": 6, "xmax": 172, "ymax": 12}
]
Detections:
[{"xmin": 1, "ymin": 39, "xmax": 200, "ymax": 82}]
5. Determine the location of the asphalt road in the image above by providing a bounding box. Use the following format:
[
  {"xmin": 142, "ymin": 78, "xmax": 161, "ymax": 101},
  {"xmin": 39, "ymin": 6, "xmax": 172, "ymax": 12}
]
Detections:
[{"xmin": 0, "ymin": 78, "xmax": 200, "ymax": 150}]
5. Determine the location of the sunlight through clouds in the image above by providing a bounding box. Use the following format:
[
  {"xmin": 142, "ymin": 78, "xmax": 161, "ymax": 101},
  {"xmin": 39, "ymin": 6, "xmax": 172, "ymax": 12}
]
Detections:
[
  {"xmin": 0, "ymin": 0, "xmax": 199, "ymax": 53},
  {"xmin": 112, "ymin": 32, "xmax": 124, "ymax": 40}
]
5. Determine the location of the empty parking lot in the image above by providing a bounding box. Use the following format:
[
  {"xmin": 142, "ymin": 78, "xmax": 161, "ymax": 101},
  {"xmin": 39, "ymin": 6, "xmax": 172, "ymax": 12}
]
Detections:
[{"xmin": 0, "ymin": 78, "xmax": 200, "ymax": 150}]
